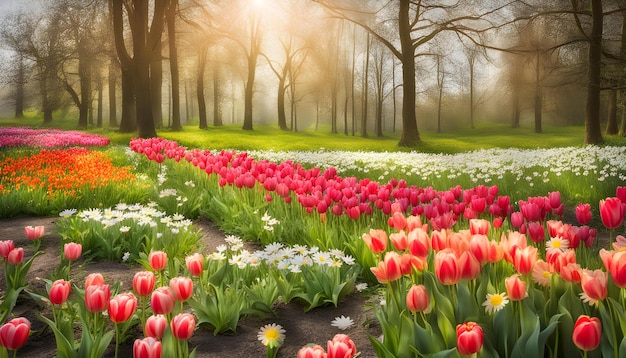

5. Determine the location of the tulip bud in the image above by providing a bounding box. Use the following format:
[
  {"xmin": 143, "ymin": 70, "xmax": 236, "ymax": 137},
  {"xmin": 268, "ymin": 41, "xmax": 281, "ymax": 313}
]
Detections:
[
  {"xmin": 49, "ymin": 279, "xmax": 71, "ymax": 305},
  {"xmin": 133, "ymin": 271, "xmax": 156, "ymax": 297},
  {"xmin": 7, "ymin": 248, "xmax": 23, "ymax": 265},
  {"xmin": 149, "ymin": 251, "xmax": 167, "ymax": 271},
  {"xmin": 170, "ymin": 313, "xmax": 195, "ymax": 341},
  {"xmin": 64, "ymin": 242, "xmax": 82, "ymax": 261},
  {"xmin": 145, "ymin": 315, "xmax": 167, "ymax": 340},
  {"xmin": 108, "ymin": 292, "xmax": 137, "ymax": 323},
  {"xmin": 0, "ymin": 317, "xmax": 30, "ymax": 351},
  {"xmin": 456, "ymin": 322, "xmax": 483, "ymax": 356},
  {"xmin": 133, "ymin": 337, "xmax": 162, "ymax": 358},
  {"xmin": 406, "ymin": 284, "xmax": 429, "ymax": 313},
  {"xmin": 572, "ymin": 315, "xmax": 601, "ymax": 351}
]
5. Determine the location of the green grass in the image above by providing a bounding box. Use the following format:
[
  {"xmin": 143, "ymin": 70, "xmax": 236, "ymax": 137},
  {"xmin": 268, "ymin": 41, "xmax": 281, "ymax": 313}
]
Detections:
[{"xmin": 4, "ymin": 113, "xmax": 625, "ymax": 153}]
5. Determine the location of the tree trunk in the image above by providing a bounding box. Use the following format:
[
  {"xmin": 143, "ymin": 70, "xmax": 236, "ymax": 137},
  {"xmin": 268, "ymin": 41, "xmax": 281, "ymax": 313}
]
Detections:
[
  {"xmin": 77, "ymin": 52, "xmax": 91, "ymax": 128},
  {"xmin": 213, "ymin": 65, "xmax": 223, "ymax": 126},
  {"xmin": 119, "ymin": 67, "xmax": 137, "ymax": 132},
  {"xmin": 97, "ymin": 74, "xmax": 103, "ymax": 127},
  {"xmin": 108, "ymin": 57, "xmax": 118, "ymax": 127},
  {"xmin": 197, "ymin": 45, "xmax": 208, "ymax": 129},
  {"xmin": 277, "ymin": 76, "xmax": 288, "ymax": 130},
  {"xmin": 361, "ymin": 32, "xmax": 369, "ymax": 138},
  {"xmin": 150, "ymin": 41, "xmax": 163, "ymax": 129},
  {"xmin": 606, "ymin": 89, "xmax": 618, "ymax": 134},
  {"xmin": 584, "ymin": 0, "xmax": 604, "ymax": 144},
  {"xmin": 15, "ymin": 58, "xmax": 24, "ymax": 118},
  {"xmin": 242, "ymin": 16, "xmax": 261, "ymax": 131},
  {"xmin": 534, "ymin": 54, "xmax": 542, "ymax": 134},
  {"xmin": 167, "ymin": 0, "xmax": 182, "ymax": 131},
  {"xmin": 398, "ymin": 0, "xmax": 420, "ymax": 146}
]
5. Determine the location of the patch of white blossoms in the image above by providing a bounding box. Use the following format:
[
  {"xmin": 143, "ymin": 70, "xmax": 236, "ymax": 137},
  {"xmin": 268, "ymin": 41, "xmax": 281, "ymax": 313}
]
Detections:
[{"xmin": 245, "ymin": 146, "xmax": 626, "ymax": 184}]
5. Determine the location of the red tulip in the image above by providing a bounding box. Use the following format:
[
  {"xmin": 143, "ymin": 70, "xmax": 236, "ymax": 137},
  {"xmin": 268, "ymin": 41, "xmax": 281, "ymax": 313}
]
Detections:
[
  {"xmin": 85, "ymin": 284, "xmax": 111, "ymax": 313},
  {"xmin": 297, "ymin": 344, "xmax": 326, "ymax": 358},
  {"xmin": 108, "ymin": 292, "xmax": 137, "ymax": 323},
  {"xmin": 49, "ymin": 279, "xmax": 71, "ymax": 305},
  {"xmin": 469, "ymin": 219, "xmax": 489, "ymax": 235},
  {"xmin": 326, "ymin": 339, "xmax": 352, "ymax": 358},
  {"xmin": 0, "ymin": 317, "xmax": 30, "ymax": 351},
  {"xmin": 85, "ymin": 273, "xmax": 104, "ymax": 289},
  {"xmin": 185, "ymin": 253, "xmax": 204, "ymax": 276},
  {"xmin": 559, "ymin": 263, "xmax": 582, "ymax": 283},
  {"xmin": 145, "ymin": 315, "xmax": 167, "ymax": 340},
  {"xmin": 0, "ymin": 241, "xmax": 14, "ymax": 259},
  {"xmin": 580, "ymin": 269, "xmax": 608, "ymax": 305},
  {"xmin": 510, "ymin": 212, "xmax": 524, "ymax": 228},
  {"xmin": 330, "ymin": 334, "xmax": 356, "ymax": 357},
  {"xmin": 572, "ymin": 315, "xmax": 601, "ymax": 351},
  {"xmin": 458, "ymin": 251, "xmax": 481, "ymax": 281},
  {"xmin": 390, "ymin": 231, "xmax": 408, "ymax": 251},
  {"xmin": 407, "ymin": 228, "xmax": 430, "ymax": 258},
  {"xmin": 504, "ymin": 274, "xmax": 527, "ymax": 301},
  {"xmin": 169, "ymin": 277, "xmax": 193, "ymax": 302},
  {"xmin": 513, "ymin": 246, "xmax": 538, "ymax": 275},
  {"xmin": 133, "ymin": 271, "xmax": 156, "ymax": 297},
  {"xmin": 599, "ymin": 197, "xmax": 625, "ymax": 229},
  {"xmin": 150, "ymin": 287, "xmax": 175, "ymax": 315},
  {"xmin": 469, "ymin": 234, "xmax": 489, "ymax": 265},
  {"xmin": 370, "ymin": 251, "xmax": 402, "ymax": 284},
  {"xmin": 600, "ymin": 249, "xmax": 626, "ymax": 288},
  {"xmin": 406, "ymin": 284, "xmax": 429, "ymax": 313},
  {"xmin": 133, "ymin": 337, "xmax": 162, "ymax": 358},
  {"xmin": 362, "ymin": 229, "xmax": 387, "ymax": 254},
  {"xmin": 149, "ymin": 251, "xmax": 168, "ymax": 271},
  {"xmin": 526, "ymin": 221, "xmax": 545, "ymax": 243},
  {"xmin": 456, "ymin": 322, "xmax": 483, "ymax": 356},
  {"xmin": 24, "ymin": 225, "xmax": 44, "ymax": 240},
  {"xmin": 575, "ymin": 204, "xmax": 592, "ymax": 225},
  {"xmin": 64, "ymin": 242, "xmax": 82, "ymax": 261},
  {"xmin": 7, "ymin": 248, "xmax": 23, "ymax": 265},
  {"xmin": 617, "ymin": 186, "xmax": 626, "ymax": 204},
  {"xmin": 434, "ymin": 249, "xmax": 462, "ymax": 285},
  {"xmin": 170, "ymin": 313, "xmax": 195, "ymax": 340}
]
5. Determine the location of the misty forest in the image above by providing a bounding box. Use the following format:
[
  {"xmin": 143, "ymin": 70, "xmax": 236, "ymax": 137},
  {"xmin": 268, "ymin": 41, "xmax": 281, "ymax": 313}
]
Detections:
[{"xmin": 1, "ymin": 0, "xmax": 625, "ymax": 147}]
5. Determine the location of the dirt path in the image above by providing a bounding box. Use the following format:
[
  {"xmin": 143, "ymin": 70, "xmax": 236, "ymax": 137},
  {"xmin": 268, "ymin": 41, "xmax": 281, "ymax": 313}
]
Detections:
[{"xmin": 0, "ymin": 216, "xmax": 380, "ymax": 357}]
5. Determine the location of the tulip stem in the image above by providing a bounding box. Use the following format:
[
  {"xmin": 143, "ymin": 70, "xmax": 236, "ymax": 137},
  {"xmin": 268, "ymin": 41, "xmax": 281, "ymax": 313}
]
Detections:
[{"xmin": 114, "ymin": 323, "xmax": 120, "ymax": 358}]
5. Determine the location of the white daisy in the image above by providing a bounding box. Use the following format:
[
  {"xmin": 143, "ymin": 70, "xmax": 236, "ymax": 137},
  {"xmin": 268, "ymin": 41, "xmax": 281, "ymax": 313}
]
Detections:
[
  {"xmin": 331, "ymin": 315, "xmax": 354, "ymax": 330},
  {"xmin": 59, "ymin": 209, "xmax": 77, "ymax": 218},
  {"xmin": 119, "ymin": 226, "xmax": 131, "ymax": 233},
  {"xmin": 482, "ymin": 292, "xmax": 509, "ymax": 314},
  {"xmin": 546, "ymin": 236, "xmax": 570, "ymax": 253},
  {"xmin": 355, "ymin": 283, "xmax": 368, "ymax": 292},
  {"xmin": 257, "ymin": 323, "xmax": 285, "ymax": 348}
]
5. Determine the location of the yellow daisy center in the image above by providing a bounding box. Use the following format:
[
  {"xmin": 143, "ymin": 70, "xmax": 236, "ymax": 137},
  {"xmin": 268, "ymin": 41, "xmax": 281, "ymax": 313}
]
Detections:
[
  {"xmin": 490, "ymin": 294, "xmax": 503, "ymax": 306},
  {"xmin": 553, "ymin": 241, "xmax": 561, "ymax": 248},
  {"xmin": 265, "ymin": 329, "xmax": 279, "ymax": 340},
  {"xmin": 542, "ymin": 272, "xmax": 550, "ymax": 279}
]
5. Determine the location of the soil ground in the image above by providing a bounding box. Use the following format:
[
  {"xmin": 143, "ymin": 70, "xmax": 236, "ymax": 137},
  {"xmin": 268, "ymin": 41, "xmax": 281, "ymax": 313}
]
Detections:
[{"xmin": 0, "ymin": 216, "xmax": 380, "ymax": 357}]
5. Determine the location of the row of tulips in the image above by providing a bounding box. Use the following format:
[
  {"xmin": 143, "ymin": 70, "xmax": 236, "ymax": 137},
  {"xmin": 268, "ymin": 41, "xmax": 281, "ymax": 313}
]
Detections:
[
  {"xmin": 362, "ymin": 186, "xmax": 626, "ymax": 357},
  {"xmin": 0, "ymin": 222, "xmax": 362, "ymax": 357},
  {"xmin": 0, "ymin": 127, "xmax": 110, "ymax": 148}
]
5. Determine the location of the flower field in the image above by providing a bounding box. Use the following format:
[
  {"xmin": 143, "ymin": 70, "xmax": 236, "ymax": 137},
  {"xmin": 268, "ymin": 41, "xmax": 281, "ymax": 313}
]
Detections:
[{"xmin": 0, "ymin": 129, "xmax": 625, "ymax": 357}]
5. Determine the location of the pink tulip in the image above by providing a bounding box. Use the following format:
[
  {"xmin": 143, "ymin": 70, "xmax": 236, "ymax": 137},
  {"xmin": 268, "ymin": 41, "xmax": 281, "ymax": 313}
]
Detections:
[
  {"xmin": 145, "ymin": 315, "xmax": 167, "ymax": 340},
  {"xmin": 370, "ymin": 251, "xmax": 402, "ymax": 284},
  {"xmin": 169, "ymin": 277, "xmax": 193, "ymax": 302},
  {"xmin": 7, "ymin": 248, "xmax": 23, "ymax": 265},
  {"xmin": 170, "ymin": 313, "xmax": 195, "ymax": 341},
  {"xmin": 406, "ymin": 284, "xmax": 429, "ymax": 313},
  {"xmin": 599, "ymin": 197, "xmax": 625, "ymax": 229},
  {"xmin": 505, "ymin": 274, "xmax": 527, "ymax": 301},
  {"xmin": 133, "ymin": 271, "xmax": 156, "ymax": 297},
  {"xmin": 434, "ymin": 249, "xmax": 462, "ymax": 285},
  {"xmin": 85, "ymin": 284, "xmax": 111, "ymax": 313},
  {"xmin": 0, "ymin": 317, "xmax": 30, "ymax": 351},
  {"xmin": 64, "ymin": 242, "xmax": 82, "ymax": 261},
  {"xmin": 151, "ymin": 287, "xmax": 175, "ymax": 315},
  {"xmin": 572, "ymin": 315, "xmax": 601, "ymax": 352},
  {"xmin": 133, "ymin": 337, "xmax": 162, "ymax": 358},
  {"xmin": 580, "ymin": 269, "xmax": 608, "ymax": 305},
  {"xmin": 297, "ymin": 344, "xmax": 326, "ymax": 358},
  {"xmin": 149, "ymin": 251, "xmax": 168, "ymax": 271},
  {"xmin": 456, "ymin": 322, "xmax": 483, "ymax": 356},
  {"xmin": 85, "ymin": 273, "xmax": 105, "ymax": 289},
  {"xmin": 108, "ymin": 293, "xmax": 137, "ymax": 323},
  {"xmin": 0, "ymin": 241, "xmax": 14, "ymax": 259},
  {"xmin": 575, "ymin": 204, "xmax": 592, "ymax": 225},
  {"xmin": 49, "ymin": 279, "xmax": 71, "ymax": 305},
  {"xmin": 24, "ymin": 225, "xmax": 45, "ymax": 240}
]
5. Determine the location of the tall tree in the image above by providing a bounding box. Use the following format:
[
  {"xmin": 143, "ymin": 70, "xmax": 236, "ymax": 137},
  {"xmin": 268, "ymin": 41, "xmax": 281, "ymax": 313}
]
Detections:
[
  {"xmin": 584, "ymin": 0, "xmax": 604, "ymax": 144},
  {"xmin": 111, "ymin": 0, "xmax": 166, "ymax": 138},
  {"xmin": 315, "ymin": 0, "xmax": 511, "ymax": 146},
  {"xmin": 166, "ymin": 0, "xmax": 182, "ymax": 131}
]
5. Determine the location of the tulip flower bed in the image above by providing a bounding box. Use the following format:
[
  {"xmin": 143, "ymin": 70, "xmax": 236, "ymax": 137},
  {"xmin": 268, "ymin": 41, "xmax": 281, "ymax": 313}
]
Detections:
[
  {"xmin": 0, "ymin": 127, "xmax": 110, "ymax": 148},
  {"xmin": 0, "ymin": 147, "xmax": 149, "ymax": 217},
  {"xmin": 0, "ymin": 130, "xmax": 626, "ymax": 357}
]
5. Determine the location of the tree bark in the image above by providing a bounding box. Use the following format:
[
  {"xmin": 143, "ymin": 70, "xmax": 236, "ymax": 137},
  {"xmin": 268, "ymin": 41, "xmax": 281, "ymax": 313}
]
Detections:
[
  {"xmin": 584, "ymin": 0, "xmax": 604, "ymax": 144},
  {"xmin": 213, "ymin": 66, "xmax": 222, "ymax": 126},
  {"xmin": 606, "ymin": 90, "xmax": 618, "ymax": 135},
  {"xmin": 14, "ymin": 58, "xmax": 24, "ymax": 118},
  {"xmin": 197, "ymin": 45, "xmax": 208, "ymax": 129},
  {"xmin": 398, "ymin": 0, "xmax": 420, "ymax": 146},
  {"xmin": 108, "ymin": 57, "xmax": 118, "ymax": 127},
  {"xmin": 167, "ymin": 0, "xmax": 182, "ymax": 131}
]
